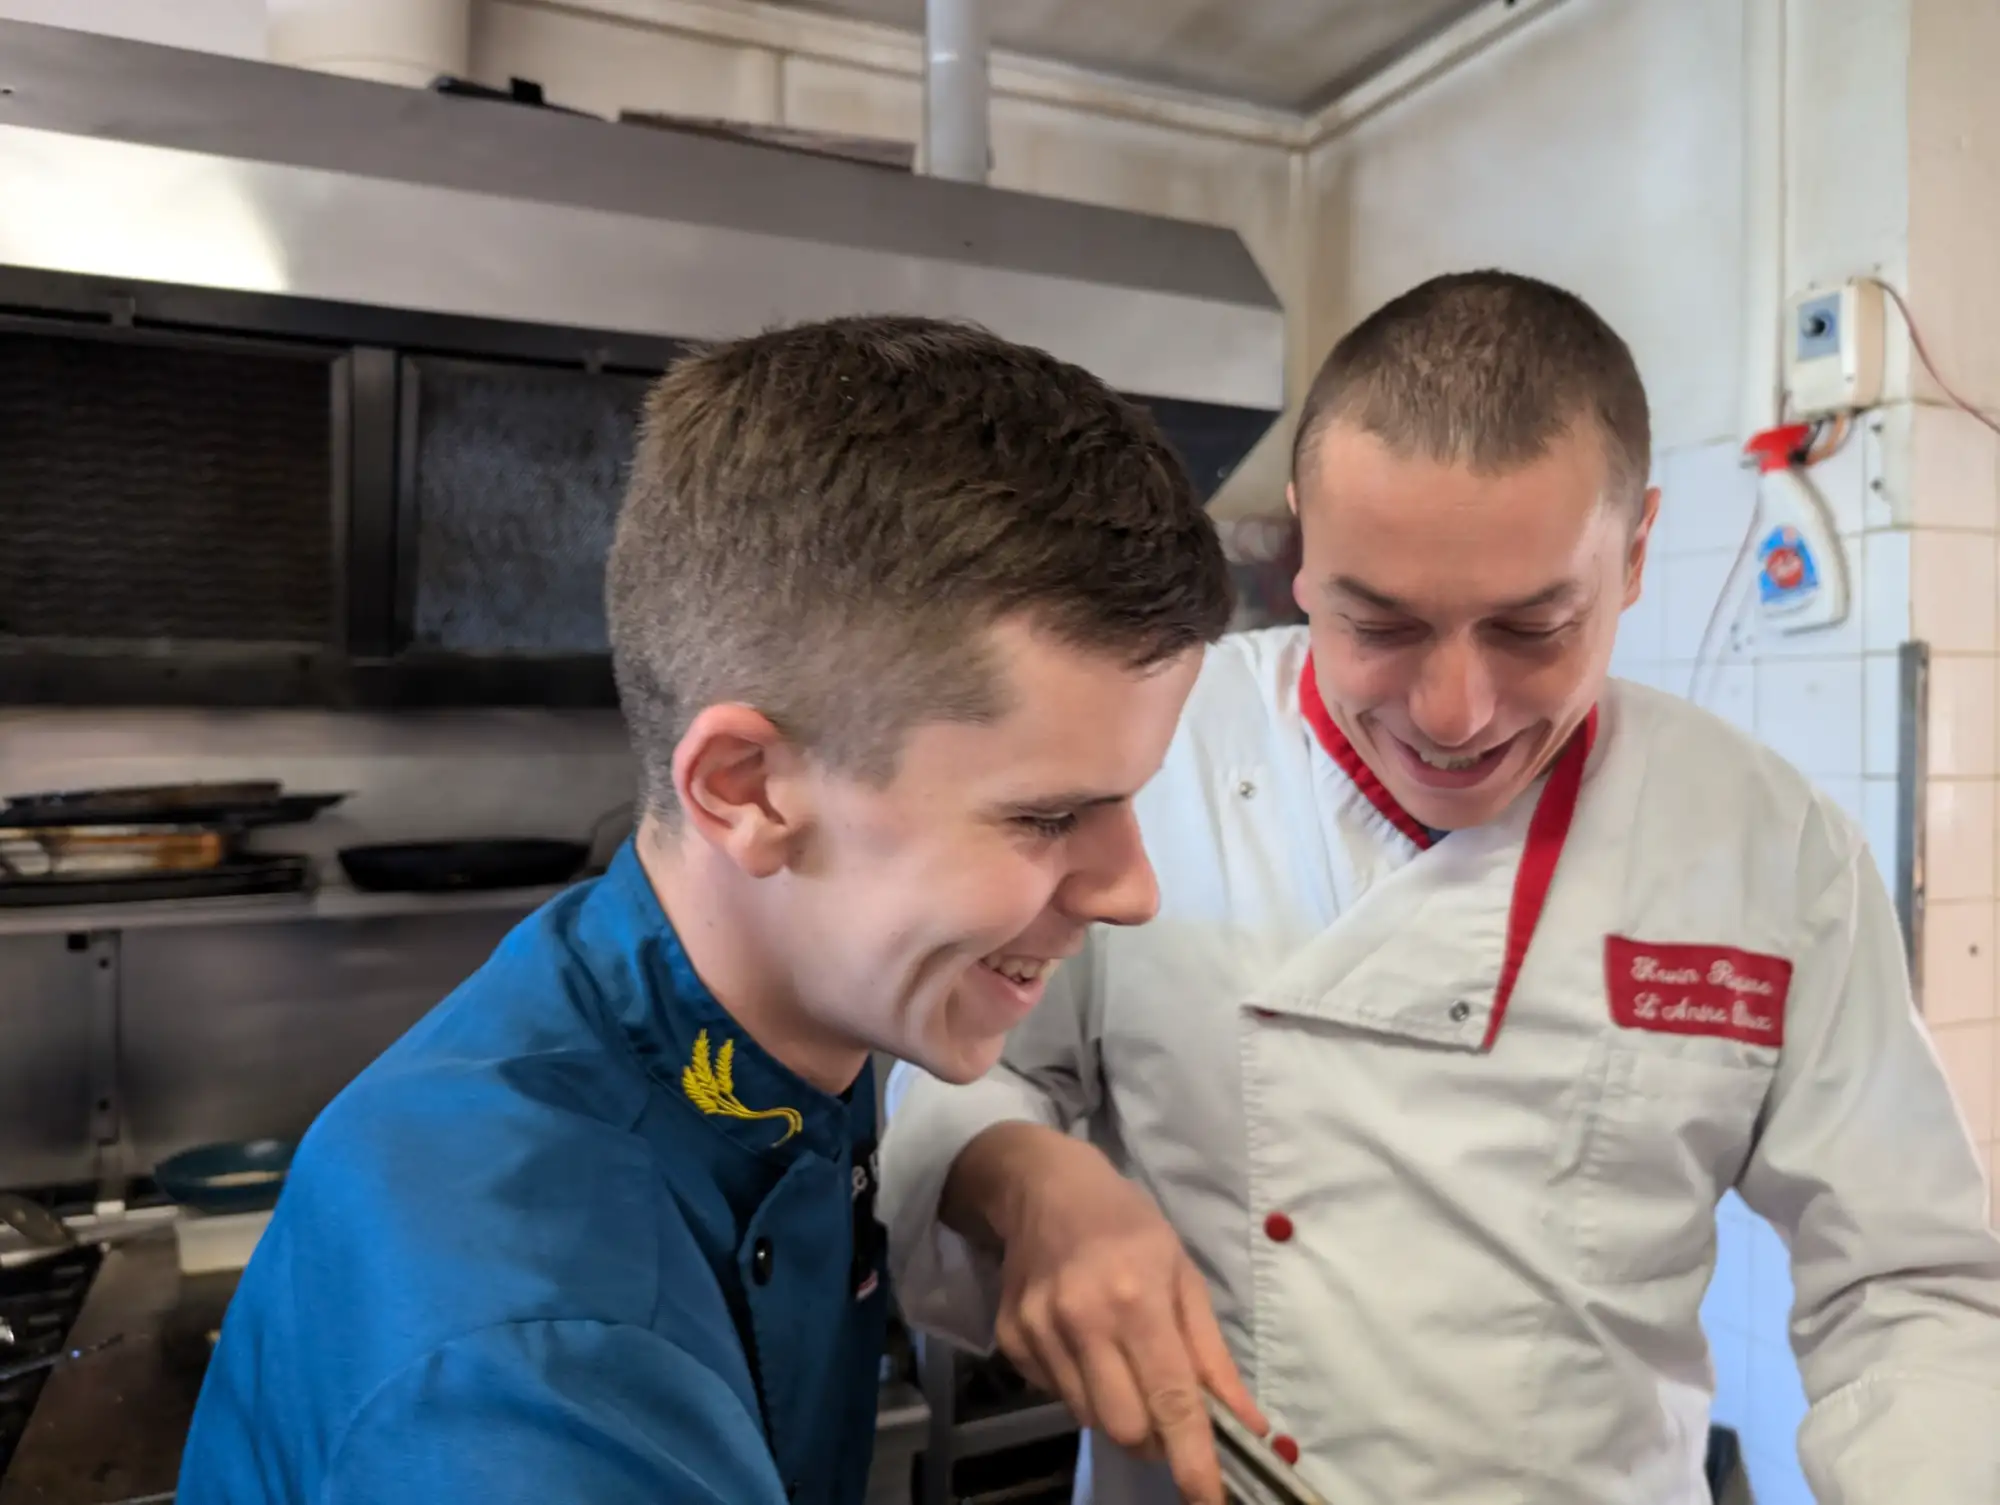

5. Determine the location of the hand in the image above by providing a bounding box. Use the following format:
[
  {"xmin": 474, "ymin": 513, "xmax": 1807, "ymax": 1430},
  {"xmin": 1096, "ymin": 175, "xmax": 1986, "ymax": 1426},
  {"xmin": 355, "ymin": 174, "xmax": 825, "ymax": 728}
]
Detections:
[{"xmin": 949, "ymin": 1124, "xmax": 1266, "ymax": 1505}]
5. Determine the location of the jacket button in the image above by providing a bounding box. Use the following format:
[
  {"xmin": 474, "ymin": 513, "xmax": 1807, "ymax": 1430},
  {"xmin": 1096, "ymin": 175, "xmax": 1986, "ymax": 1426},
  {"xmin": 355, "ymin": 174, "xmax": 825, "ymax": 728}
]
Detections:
[
  {"xmin": 1263, "ymin": 1211, "xmax": 1294, "ymax": 1243},
  {"xmin": 1449, "ymin": 1000, "xmax": 1471, "ymax": 1023},
  {"xmin": 1251, "ymin": 1007, "xmax": 1277, "ymax": 1020},
  {"xmin": 751, "ymin": 1237, "xmax": 774, "ymax": 1285},
  {"xmin": 1272, "ymin": 1434, "xmax": 1300, "ymax": 1465}
]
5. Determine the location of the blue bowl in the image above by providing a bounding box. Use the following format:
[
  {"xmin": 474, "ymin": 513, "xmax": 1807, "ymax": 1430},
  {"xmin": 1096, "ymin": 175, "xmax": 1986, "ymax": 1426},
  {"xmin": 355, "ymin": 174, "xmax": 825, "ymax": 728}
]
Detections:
[{"xmin": 153, "ymin": 1138, "xmax": 295, "ymax": 1216}]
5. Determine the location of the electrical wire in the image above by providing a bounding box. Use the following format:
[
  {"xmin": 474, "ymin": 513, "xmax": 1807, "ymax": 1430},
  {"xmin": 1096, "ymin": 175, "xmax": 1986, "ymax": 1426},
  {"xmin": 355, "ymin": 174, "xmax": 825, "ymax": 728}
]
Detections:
[
  {"xmin": 1679, "ymin": 274, "xmax": 1984, "ymax": 703},
  {"xmin": 1859, "ymin": 274, "xmax": 2000, "ymax": 439},
  {"xmin": 1684, "ymin": 416, "xmax": 1854, "ymax": 704}
]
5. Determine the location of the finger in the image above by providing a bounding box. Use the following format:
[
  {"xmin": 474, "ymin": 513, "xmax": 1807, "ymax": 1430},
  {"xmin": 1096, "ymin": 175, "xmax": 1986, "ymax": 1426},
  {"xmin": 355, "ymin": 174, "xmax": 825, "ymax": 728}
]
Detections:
[
  {"xmin": 1024, "ymin": 1336, "xmax": 1104, "ymax": 1424},
  {"xmin": 1021, "ymin": 1325, "xmax": 1099, "ymax": 1433},
  {"xmin": 1118, "ymin": 1311, "xmax": 1223, "ymax": 1505},
  {"xmin": 1176, "ymin": 1260, "xmax": 1266, "ymax": 1434},
  {"xmin": 998, "ymin": 1321, "xmax": 1055, "ymax": 1395},
  {"xmin": 1005, "ymin": 1291, "xmax": 1099, "ymax": 1431},
  {"xmin": 1074, "ymin": 1336, "xmax": 1153, "ymax": 1452}
]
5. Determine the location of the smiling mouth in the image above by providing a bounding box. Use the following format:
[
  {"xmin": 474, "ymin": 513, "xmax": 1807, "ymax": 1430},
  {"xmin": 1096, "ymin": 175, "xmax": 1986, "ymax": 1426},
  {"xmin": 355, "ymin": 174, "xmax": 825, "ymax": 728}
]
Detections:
[
  {"xmin": 1390, "ymin": 732, "xmax": 1516, "ymax": 789},
  {"xmin": 978, "ymin": 954, "xmax": 1061, "ymax": 986},
  {"xmin": 1413, "ymin": 747, "xmax": 1493, "ymax": 772}
]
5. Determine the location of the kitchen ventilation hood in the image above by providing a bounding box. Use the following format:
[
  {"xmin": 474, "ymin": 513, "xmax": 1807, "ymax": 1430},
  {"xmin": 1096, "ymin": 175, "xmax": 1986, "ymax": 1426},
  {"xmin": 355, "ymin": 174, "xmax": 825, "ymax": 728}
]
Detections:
[
  {"xmin": 0, "ymin": 18, "xmax": 1283, "ymax": 457},
  {"xmin": 0, "ymin": 19, "xmax": 1285, "ymax": 712}
]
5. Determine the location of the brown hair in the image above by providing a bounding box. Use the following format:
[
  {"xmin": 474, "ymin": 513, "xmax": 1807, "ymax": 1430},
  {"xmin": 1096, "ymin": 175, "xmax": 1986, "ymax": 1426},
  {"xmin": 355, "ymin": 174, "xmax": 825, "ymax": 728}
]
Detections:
[
  {"xmin": 1292, "ymin": 270, "xmax": 1651, "ymax": 507},
  {"xmin": 607, "ymin": 314, "xmax": 1233, "ymax": 816}
]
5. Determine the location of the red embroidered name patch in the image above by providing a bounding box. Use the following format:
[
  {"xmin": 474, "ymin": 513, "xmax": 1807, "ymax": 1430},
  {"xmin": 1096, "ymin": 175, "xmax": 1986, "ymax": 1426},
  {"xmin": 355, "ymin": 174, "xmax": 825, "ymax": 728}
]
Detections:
[{"xmin": 1604, "ymin": 936, "xmax": 1790, "ymax": 1048}]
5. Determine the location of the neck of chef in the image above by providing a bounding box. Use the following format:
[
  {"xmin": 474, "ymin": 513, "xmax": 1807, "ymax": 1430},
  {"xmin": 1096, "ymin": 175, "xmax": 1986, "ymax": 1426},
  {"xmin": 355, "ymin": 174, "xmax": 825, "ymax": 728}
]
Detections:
[{"xmin": 636, "ymin": 816, "xmax": 869, "ymax": 1100}]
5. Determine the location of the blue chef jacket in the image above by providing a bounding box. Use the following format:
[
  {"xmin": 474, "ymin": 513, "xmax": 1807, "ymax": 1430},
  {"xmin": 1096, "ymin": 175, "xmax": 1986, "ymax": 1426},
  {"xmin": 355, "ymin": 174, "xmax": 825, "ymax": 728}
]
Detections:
[{"xmin": 178, "ymin": 840, "xmax": 890, "ymax": 1504}]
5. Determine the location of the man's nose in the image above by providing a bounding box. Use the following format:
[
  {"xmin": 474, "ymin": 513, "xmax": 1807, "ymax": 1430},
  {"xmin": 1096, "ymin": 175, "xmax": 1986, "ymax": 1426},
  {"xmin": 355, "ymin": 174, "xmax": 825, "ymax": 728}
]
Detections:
[
  {"xmin": 1061, "ymin": 806, "xmax": 1161, "ymax": 929},
  {"xmin": 1408, "ymin": 635, "xmax": 1496, "ymax": 749}
]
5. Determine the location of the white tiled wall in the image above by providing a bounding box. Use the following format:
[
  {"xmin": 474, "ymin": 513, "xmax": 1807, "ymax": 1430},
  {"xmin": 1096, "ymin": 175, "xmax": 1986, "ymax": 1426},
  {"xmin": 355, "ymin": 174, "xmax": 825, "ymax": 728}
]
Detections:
[
  {"xmin": 1613, "ymin": 432, "xmax": 1899, "ymax": 889},
  {"xmin": 1904, "ymin": 0, "xmax": 2000, "ymax": 1238}
]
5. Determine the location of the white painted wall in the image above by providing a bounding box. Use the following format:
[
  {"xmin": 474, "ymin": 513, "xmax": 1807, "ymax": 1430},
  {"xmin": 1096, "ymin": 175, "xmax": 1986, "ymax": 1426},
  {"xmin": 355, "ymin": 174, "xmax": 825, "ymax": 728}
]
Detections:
[
  {"xmin": 0, "ymin": 0, "xmax": 264, "ymax": 55},
  {"xmin": 1306, "ymin": 0, "xmax": 1749, "ymax": 454}
]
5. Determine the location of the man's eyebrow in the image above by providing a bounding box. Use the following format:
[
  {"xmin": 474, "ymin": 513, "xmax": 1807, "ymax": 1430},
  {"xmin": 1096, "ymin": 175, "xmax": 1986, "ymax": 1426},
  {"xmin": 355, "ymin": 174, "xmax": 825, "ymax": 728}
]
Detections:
[
  {"xmin": 994, "ymin": 790, "xmax": 1128, "ymax": 815},
  {"xmin": 1325, "ymin": 575, "xmax": 1581, "ymax": 614}
]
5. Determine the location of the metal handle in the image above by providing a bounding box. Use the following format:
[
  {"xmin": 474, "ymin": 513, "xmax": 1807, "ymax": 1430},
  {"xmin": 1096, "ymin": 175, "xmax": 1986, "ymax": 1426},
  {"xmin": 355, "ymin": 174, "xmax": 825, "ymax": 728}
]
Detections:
[
  {"xmin": 0, "ymin": 1333, "xmax": 122, "ymax": 1384},
  {"xmin": 0, "ymin": 1192, "xmax": 75, "ymax": 1252},
  {"xmin": 1206, "ymin": 1393, "xmax": 1330, "ymax": 1505}
]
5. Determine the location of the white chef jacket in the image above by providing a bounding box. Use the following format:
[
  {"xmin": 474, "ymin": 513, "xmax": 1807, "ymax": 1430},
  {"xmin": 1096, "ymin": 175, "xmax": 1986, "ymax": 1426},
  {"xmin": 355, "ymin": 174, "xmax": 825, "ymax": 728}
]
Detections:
[{"xmin": 879, "ymin": 625, "xmax": 2000, "ymax": 1505}]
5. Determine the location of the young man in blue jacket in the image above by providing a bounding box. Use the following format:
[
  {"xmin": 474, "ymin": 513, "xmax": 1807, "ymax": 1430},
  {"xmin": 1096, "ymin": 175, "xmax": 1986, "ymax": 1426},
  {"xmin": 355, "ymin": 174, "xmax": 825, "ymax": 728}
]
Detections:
[{"xmin": 176, "ymin": 315, "xmax": 1233, "ymax": 1505}]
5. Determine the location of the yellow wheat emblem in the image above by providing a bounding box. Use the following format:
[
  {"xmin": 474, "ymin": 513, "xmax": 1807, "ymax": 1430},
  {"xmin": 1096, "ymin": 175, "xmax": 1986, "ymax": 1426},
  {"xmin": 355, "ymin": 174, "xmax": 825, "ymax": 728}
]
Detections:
[{"xmin": 681, "ymin": 1029, "xmax": 803, "ymax": 1146}]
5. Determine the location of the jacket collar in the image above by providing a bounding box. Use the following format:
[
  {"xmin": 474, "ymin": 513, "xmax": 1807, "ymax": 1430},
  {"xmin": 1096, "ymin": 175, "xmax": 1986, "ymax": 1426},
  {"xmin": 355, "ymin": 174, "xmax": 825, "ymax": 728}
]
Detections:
[
  {"xmin": 575, "ymin": 839, "xmax": 858, "ymax": 1168},
  {"xmin": 1298, "ymin": 653, "xmax": 1600, "ymax": 850}
]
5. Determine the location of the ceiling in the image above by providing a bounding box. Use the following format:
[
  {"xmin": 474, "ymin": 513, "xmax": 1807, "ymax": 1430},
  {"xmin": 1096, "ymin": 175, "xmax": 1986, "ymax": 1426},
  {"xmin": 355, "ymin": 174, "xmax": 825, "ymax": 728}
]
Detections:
[{"xmin": 767, "ymin": 0, "xmax": 1491, "ymax": 113}]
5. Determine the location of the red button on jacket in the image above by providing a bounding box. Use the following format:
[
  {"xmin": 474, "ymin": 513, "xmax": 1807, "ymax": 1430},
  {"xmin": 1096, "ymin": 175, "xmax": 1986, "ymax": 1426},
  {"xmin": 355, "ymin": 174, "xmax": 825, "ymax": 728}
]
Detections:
[
  {"xmin": 1263, "ymin": 1211, "xmax": 1294, "ymax": 1243},
  {"xmin": 1271, "ymin": 1434, "xmax": 1300, "ymax": 1465}
]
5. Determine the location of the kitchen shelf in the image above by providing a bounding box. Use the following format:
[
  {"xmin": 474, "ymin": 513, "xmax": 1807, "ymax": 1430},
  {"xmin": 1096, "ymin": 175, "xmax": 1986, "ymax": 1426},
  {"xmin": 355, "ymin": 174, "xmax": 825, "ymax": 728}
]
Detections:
[
  {"xmin": 0, "ymin": 879, "xmax": 580, "ymax": 938},
  {"xmin": 951, "ymin": 1401, "xmax": 1077, "ymax": 1458},
  {"xmin": 916, "ymin": 1332, "xmax": 1079, "ymax": 1505}
]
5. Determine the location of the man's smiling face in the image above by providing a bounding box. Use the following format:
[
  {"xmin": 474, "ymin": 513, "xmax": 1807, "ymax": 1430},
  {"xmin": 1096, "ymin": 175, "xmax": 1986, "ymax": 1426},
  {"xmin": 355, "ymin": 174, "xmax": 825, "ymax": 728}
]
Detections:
[{"xmin": 1291, "ymin": 417, "xmax": 1658, "ymax": 830}]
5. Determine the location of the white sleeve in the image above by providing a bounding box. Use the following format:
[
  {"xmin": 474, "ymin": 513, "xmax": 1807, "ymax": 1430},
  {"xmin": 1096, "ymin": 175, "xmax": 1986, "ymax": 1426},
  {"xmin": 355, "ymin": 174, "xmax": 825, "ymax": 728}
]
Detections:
[
  {"xmin": 1736, "ymin": 814, "xmax": 2000, "ymax": 1503},
  {"xmin": 878, "ymin": 936, "xmax": 1105, "ymax": 1354}
]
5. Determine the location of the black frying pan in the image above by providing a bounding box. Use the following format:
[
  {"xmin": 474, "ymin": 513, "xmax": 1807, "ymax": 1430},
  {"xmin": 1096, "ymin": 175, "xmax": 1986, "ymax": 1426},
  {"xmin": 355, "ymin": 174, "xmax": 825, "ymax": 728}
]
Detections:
[
  {"xmin": 0, "ymin": 783, "xmax": 348, "ymax": 830},
  {"xmin": 337, "ymin": 839, "xmax": 590, "ymax": 894}
]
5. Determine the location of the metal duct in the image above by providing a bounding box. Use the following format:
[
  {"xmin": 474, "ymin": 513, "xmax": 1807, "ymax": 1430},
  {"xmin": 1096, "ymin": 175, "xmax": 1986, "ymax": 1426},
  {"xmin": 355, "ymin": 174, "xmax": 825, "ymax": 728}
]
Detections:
[
  {"xmin": 924, "ymin": 0, "xmax": 989, "ymax": 184},
  {"xmin": 266, "ymin": 0, "xmax": 472, "ymax": 89},
  {"xmin": 0, "ymin": 18, "xmax": 1283, "ymax": 418}
]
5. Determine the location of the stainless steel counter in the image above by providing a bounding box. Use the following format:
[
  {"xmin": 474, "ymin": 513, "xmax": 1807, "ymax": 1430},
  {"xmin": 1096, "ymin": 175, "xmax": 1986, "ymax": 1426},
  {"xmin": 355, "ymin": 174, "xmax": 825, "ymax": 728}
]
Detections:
[
  {"xmin": 0, "ymin": 1231, "xmax": 931, "ymax": 1505},
  {"xmin": 0, "ymin": 1231, "xmax": 221, "ymax": 1504}
]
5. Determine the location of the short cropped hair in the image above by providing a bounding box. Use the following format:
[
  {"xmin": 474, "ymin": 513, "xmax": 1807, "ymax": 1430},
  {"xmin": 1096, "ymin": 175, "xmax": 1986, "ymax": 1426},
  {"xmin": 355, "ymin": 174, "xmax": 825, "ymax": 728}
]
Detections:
[
  {"xmin": 606, "ymin": 315, "xmax": 1234, "ymax": 816},
  {"xmin": 1293, "ymin": 270, "xmax": 1651, "ymax": 508}
]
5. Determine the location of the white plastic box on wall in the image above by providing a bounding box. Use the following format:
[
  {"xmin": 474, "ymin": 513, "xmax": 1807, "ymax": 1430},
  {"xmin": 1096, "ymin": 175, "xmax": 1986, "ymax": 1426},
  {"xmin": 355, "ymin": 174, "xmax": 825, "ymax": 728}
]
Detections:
[{"xmin": 1784, "ymin": 278, "xmax": 1887, "ymax": 419}]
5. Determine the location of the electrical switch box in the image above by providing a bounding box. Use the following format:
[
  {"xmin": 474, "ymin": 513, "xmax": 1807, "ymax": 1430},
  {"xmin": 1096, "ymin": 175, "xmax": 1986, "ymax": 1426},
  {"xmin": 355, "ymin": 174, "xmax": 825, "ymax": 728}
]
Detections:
[{"xmin": 1784, "ymin": 278, "xmax": 1886, "ymax": 418}]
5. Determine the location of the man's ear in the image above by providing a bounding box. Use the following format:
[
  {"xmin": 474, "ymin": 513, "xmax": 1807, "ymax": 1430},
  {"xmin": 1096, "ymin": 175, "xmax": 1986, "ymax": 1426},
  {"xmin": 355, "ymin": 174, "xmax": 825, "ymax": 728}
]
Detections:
[
  {"xmin": 670, "ymin": 704, "xmax": 812, "ymax": 879},
  {"xmin": 1624, "ymin": 485, "xmax": 1661, "ymax": 607}
]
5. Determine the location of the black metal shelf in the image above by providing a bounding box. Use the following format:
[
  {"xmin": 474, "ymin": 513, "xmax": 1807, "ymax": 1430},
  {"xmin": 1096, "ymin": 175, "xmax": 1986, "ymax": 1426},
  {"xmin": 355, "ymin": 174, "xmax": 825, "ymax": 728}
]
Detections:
[{"xmin": 915, "ymin": 1331, "xmax": 1079, "ymax": 1505}]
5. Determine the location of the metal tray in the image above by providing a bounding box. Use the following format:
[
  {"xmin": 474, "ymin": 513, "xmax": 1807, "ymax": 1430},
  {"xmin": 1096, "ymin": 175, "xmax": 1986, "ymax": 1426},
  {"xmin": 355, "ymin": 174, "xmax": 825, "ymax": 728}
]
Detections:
[{"xmin": 0, "ymin": 855, "xmax": 310, "ymax": 908}]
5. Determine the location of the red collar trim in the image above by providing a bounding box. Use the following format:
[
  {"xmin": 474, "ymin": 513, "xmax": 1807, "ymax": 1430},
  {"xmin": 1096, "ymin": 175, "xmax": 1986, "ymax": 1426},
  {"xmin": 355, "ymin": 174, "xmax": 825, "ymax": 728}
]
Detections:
[
  {"xmin": 1298, "ymin": 654, "xmax": 1599, "ymax": 1050},
  {"xmin": 1487, "ymin": 701, "xmax": 1597, "ymax": 1048},
  {"xmin": 1297, "ymin": 658, "xmax": 1436, "ymax": 848}
]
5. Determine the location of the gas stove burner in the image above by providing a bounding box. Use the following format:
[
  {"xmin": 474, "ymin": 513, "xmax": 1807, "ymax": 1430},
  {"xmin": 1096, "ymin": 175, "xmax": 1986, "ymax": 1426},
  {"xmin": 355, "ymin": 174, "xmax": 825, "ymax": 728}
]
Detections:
[{"xmin": 0, "ymin": 1244, "xmax": 101, "ymax": 1477}]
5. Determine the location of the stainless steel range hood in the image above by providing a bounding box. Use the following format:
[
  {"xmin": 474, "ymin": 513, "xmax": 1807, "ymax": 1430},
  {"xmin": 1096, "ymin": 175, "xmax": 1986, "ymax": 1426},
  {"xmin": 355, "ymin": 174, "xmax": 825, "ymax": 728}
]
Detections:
[
  {"xmin": 0, "ymin": 17, "xmax": 1284, "ymax": 423},
  {"xmin": 0, "ymin": 17, "xmax": 1285, "ymax": 714}
]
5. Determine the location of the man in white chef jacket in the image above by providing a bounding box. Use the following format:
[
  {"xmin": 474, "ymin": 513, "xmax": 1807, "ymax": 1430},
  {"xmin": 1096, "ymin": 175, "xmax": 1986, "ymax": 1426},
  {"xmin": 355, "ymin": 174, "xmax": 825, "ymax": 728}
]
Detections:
[{"xmin": 877, "ymin": 270, "xmax": 2000, "ymax": 1505}]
